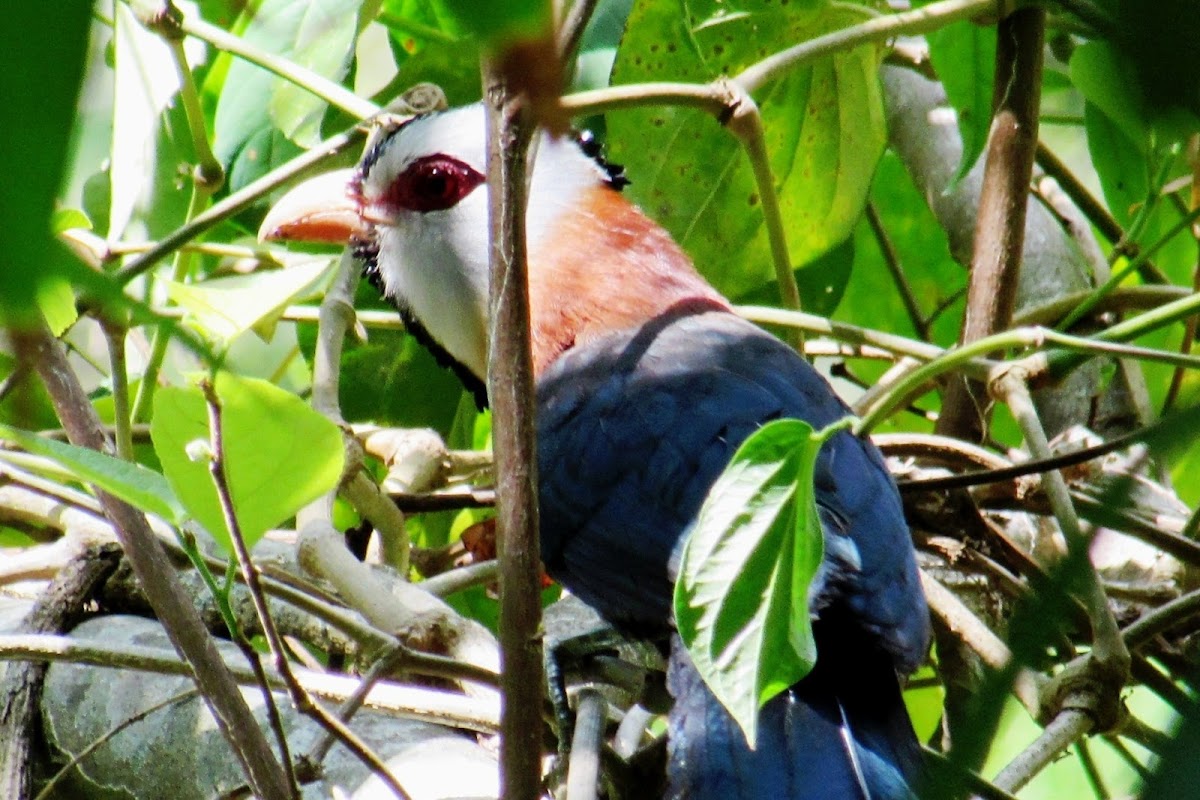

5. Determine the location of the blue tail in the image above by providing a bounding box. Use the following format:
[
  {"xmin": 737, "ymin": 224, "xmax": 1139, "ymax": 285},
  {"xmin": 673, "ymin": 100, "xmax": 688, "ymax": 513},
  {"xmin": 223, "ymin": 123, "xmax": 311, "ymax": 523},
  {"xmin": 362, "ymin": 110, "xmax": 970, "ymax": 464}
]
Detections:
[{"xmin": 666, "ymin": 632, "xmax": 922, "ymax": 800}]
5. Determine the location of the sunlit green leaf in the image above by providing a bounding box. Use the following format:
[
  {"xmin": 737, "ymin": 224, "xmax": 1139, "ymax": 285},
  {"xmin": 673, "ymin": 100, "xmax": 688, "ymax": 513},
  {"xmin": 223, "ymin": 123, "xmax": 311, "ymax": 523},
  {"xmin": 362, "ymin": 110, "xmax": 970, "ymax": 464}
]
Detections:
[
  {"xmin": 270, "ymin": 0, "xmax": 375, "ymax": 147},
  {"xmin": 610, "ymin": 0, "xmax": 885, "ymax": 299},
  {"xmin": 675, "ymin": 417, "xmax": 848, "ymax": 745},
  {"xmin": 0, "ymin": 424, "xmax": 182, "ymax": 524},
  {"xmin": 151, "ymin": 373, "xmax": 344, "ymax": 552},
  {"xmin": 167, "ymin": 257, "xmax": 335, "ymax": 346}
]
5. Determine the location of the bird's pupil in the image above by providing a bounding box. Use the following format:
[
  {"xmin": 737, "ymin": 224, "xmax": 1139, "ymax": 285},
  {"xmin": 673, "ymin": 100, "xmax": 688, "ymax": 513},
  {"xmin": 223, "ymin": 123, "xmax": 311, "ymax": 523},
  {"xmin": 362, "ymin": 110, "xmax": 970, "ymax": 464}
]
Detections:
[{"xmin": 423, "ymin": 170, "xmax": 449, "ymax": 197}]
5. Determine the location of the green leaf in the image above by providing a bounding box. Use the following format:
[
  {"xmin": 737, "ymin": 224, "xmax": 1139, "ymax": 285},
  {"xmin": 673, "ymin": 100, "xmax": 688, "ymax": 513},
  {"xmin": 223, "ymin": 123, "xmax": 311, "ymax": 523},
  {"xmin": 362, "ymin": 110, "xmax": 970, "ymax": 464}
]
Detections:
[
  {"xmin": 213, "ymin": 0, "xmax": 368, "ymax": 168},
  {"xmin": 270, "ymin": 0, "xmax": 372, "ymax": 147},
  {"xmin": 0, "ymin": 3, "xmax": 90, "ymax": 325},
  {"xmin": 674, "ymin": 417, "xmax": 849, "ymax": 745},
  {"xmin": 1069, "ymin": 40, "xmax": 1149, "ymax": 149},
  {"xmin": 166, "ymin": 257, "xmax": 335, "ymax": 347},
  {"xmin": 1084, "ymin": 102, "xmax": 1147, "ymax": 227},
  {"xmin": 438, "ymin": 0, "xmax": 550, "ymax": 43},
  {"xmin": 735, "ymin": 236, "xmax": 854, "ymax": 318},
  {"xmin": 38, "ymin": 276, "xmax": 79, "ymax": 337},
  {"xmin": 0, "ymin": 424, "xmax": 183, "ymax": 524},
  {"xmin": 609, "ymin": 0, "xmax": 885, "ymax": 298},
  {"xmin": 925, "ymin": 19, "xmax": 996, "ymax": 186},
  {"xmin": 52, "ymin": 208, "xmax": 93, "ymax": 234},
  {"xmin": 151, "ymin": 373, "xmax": 345, "ymax": 552}
]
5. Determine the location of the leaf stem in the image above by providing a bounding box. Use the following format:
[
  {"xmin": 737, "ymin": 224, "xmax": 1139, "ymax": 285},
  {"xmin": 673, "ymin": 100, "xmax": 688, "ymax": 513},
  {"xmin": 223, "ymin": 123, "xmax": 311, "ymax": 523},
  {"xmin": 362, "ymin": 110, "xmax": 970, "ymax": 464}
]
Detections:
[{"xmin": 177, "ymin": 12, "xmax": 379, "ymax": 121}]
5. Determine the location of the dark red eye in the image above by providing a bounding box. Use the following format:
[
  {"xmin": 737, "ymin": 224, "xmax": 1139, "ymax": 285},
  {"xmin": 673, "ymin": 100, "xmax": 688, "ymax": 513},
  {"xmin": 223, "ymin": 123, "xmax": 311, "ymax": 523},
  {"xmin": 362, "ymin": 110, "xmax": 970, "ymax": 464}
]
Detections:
[{"xmin": 386, "ymin": 155, "xmax": 484, "ymax": 213}]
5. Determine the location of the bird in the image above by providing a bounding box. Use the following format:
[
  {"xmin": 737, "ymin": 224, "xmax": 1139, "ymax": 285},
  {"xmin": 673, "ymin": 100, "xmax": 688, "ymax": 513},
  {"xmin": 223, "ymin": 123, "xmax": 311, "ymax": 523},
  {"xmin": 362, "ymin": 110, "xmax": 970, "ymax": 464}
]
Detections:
[{"xmin": 261, "ymin": 103, "xmax": 931, "ymax": 799}]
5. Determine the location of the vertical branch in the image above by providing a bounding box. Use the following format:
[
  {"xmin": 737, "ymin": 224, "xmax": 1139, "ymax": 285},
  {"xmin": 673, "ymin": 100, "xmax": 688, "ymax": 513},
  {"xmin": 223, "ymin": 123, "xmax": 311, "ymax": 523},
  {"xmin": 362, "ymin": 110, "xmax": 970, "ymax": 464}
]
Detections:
[
  {"xmin": 935, "ymin": 7, "xmax": 1046, "ymax": 441},
  {"xmin": 482, "ymin": 73, "xmax": 545, "ymax": 800}
]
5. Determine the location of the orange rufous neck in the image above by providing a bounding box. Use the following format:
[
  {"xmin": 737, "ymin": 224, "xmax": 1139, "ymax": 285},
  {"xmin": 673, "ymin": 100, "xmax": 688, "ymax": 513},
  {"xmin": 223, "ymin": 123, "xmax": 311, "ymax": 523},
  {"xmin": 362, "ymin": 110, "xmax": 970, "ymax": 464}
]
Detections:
[{"xmin": 527, "ymin": 185, "xmax": 730, "ymax": 376}]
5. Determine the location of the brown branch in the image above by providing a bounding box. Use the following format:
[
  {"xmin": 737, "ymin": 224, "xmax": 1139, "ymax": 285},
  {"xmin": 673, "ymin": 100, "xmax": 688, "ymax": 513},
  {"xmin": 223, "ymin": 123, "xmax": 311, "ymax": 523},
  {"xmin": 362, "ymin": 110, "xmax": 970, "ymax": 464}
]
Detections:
[
  {"xmin": 0, "ymin": 542, "xmax": 121, "ymax": 798},
  {"xmin": 483, "ymin": 70, "xmax": 545, "ymax": 800},
  {"xmin": 936, "ymin": 7, "xmax": 1046, "ymax": 441},
  {"xmin": 12, "ymin": 319, "xmax": 293, "ymax": 800},
  {"xmin": 200, "ymin": 381, "xmax": 300, "ymax": 796},
  {"xmin": 202, "ymin": 382, "xmax": 412, "ymax": 800}
]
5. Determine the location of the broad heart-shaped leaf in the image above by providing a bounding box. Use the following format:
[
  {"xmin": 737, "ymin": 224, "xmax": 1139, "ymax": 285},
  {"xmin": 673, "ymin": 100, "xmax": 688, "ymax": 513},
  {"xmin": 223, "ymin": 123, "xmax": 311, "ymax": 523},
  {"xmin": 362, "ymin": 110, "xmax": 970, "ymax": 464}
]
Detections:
[
  {"xmin": 674, "ymin": 417, "xmax": 849, "ymax": 746},
  {"xmin": 609, "ymin": 0, "xmax": 885, "ymax": 299},
  {"xmin": 924, "ymin": 18, "xmax": 996, "ymax": 187},
  {"xmin": 166, "ymin": 257, "xmax": 335, "ymax": 348},
  {"xmin": 151, "ymin": 374, "xmax": 344, "ymax": 553},
  {"xmin": 0, "ymin": 425, "xmax": 183, "ymax": 525}
]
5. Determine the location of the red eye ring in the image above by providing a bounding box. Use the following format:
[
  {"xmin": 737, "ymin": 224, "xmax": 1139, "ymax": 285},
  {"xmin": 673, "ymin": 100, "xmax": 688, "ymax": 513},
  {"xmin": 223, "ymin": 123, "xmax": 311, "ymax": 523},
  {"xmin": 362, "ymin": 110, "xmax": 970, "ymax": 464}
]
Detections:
[{"xmin": 385, "ymin": 154, "xmax": 484, "ymax": 213}]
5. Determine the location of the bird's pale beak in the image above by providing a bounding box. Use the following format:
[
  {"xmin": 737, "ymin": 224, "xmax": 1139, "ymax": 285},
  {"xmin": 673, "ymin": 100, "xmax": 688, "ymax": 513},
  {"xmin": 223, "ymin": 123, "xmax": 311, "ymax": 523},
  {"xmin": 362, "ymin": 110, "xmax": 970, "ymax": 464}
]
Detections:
[{"xmin": 258, "ymin": 168, "xmax": 363, "ymax": 244}]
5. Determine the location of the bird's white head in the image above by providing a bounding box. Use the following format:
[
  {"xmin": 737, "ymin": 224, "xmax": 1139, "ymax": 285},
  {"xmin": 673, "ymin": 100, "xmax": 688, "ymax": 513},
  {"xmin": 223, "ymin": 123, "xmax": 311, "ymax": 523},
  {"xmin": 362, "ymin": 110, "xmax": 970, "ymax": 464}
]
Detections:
[
  {"xmin": 260, "ymin": 104, "xmax": 726, "ymax": 394},
  {"xmin": 348, "ymin": 105, "xmax": 610, "ymax": 384}
]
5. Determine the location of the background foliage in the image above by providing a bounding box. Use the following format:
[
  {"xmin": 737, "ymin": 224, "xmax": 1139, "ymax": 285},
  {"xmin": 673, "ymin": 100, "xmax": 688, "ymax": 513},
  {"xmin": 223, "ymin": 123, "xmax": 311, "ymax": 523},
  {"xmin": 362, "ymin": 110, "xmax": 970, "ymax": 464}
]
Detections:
[{"xmin": 3, "ymin": 0, "xmax": 1200, "ymax": 798}]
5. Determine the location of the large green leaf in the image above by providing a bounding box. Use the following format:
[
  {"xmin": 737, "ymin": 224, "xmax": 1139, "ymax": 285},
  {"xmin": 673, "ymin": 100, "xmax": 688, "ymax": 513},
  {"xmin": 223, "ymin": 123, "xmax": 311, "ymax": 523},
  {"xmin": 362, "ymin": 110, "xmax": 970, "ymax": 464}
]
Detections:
[
  {"xmin": 675, "ymin": 417, "xmax": 848, "ymax": 745},
  {"xmin": 151, "ymin": 373, "xmax": 345, "ymax": 552},
  {"xmin": 925, "ymin": 18, "xmax": 996, "ymax": 186},
  {"xmin": 0, "ymin": 3, "xmax": 90, "ymax": 324},
  {"xmin": 609, "ymin": 0, "xmax": 885, "ymax": 299},
  {"xmin": 0, "ymin": 425, "xmax": 182, "ymax": 525},
  {"xmin": 212, "ymin": 0, "xmax": 370, "ymax": 180},
  {"xmin": 166, "ymin": 257, "xmax": 335, "ymax": 347},
  {"xmin": 1069, "ymin": 40, "xmax": 1149, "ymax": 150},
  {"xmin": 1083, "ymin": 102, "xmax": 1147, "ymax": 228},
  {"xmin": 270, "ymin": 0, "xmax": 375, "ymax": 146}
]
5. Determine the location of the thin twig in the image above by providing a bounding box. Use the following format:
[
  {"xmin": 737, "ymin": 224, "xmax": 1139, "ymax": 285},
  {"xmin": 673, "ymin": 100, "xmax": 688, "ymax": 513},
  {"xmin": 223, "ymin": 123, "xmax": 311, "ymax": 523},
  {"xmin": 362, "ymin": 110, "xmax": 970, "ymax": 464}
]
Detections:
[
  {"xmin": 990, "ymin": 709, "xmax": 1093, "ymax": 794},
  {"xmin": 114, "ymin": 126, "xmax": 368, "ymax": 285},
  {"xmin": 12, "ymin": 319, "xmax": 293, "ymax": 800},
  {"xmin": 202, "ymin": 381, "xmax": 411, "ymax": 800},
  {"xmin": 866, "ymin": 202, "xmax": 929, "ymax": 340}
]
